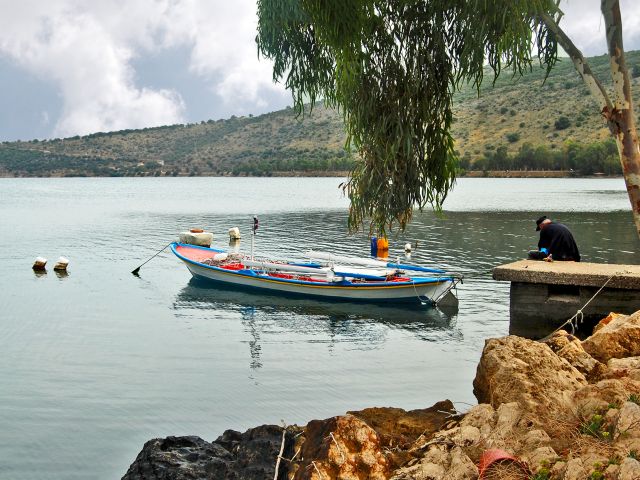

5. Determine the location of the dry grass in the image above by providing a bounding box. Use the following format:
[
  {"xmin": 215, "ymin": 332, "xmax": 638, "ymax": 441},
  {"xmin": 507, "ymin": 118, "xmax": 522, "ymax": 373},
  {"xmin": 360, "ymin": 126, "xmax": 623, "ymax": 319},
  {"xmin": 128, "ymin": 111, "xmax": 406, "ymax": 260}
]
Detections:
[
  {"xmin": 481, "ymin": 461, "xmax": 530, "ymax": 480},
  {"xmin": 544, "ymin": 410, "xmax": 618, "ymax": 461}
]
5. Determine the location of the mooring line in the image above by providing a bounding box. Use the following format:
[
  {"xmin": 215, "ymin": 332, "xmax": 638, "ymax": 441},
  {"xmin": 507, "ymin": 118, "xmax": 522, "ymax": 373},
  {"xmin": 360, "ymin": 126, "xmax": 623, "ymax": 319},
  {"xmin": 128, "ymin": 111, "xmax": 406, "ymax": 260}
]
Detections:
[{"xmin": 538, "ymin": 273, "xmax": 616, "ymax": 342}]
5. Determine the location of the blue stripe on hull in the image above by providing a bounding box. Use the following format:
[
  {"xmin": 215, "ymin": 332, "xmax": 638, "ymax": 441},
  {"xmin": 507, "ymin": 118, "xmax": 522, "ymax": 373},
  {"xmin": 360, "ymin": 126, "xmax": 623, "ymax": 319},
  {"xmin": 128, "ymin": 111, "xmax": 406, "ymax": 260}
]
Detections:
[{"xmin": 189, "ymin": 270, "xmax": 431, "ymax": 305}]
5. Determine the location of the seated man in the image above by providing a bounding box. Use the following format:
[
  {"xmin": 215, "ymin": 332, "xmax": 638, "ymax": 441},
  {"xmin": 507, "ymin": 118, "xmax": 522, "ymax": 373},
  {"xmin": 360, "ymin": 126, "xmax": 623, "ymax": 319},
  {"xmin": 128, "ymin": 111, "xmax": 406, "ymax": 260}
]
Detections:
[{"xmin": 528, "ymin": 216, "xmax": 581, "ymax": 262}]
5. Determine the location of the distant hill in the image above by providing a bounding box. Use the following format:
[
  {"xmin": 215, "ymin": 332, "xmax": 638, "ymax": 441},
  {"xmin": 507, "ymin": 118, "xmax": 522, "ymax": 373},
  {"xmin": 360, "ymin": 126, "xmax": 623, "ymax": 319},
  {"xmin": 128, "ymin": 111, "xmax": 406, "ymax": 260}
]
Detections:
[{"xmin": 1, "ymin": 51, "xmax": 639, "ymax": 177}]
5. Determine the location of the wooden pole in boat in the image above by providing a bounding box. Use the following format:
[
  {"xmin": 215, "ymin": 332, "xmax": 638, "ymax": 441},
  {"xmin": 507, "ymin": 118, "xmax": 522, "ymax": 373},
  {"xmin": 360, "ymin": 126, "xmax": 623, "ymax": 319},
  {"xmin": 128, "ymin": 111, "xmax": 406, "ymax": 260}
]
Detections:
[
  {"xmin": 131, "ymin": 242, "xmax": 172, "ymax": 276},
  {"xmin": 251, "ymin": 216, "xmax": 258, "ymax": 261}
]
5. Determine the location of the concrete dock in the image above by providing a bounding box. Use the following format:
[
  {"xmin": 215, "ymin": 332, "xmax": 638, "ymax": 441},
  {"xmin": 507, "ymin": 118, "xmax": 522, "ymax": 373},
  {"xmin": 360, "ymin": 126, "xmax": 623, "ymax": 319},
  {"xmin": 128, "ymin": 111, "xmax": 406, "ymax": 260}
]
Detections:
[{"xmin": 493, "ymin": 260, "xmax": 640, "ymax": 338}]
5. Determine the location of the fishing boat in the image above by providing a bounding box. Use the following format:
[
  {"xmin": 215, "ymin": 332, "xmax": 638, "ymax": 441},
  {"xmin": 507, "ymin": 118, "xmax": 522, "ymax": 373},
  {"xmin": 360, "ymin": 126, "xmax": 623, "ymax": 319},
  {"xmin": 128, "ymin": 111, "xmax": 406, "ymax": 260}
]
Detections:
[{"xmin": 170, "ymin": 242, "xmax": 461, "ymax": 305}]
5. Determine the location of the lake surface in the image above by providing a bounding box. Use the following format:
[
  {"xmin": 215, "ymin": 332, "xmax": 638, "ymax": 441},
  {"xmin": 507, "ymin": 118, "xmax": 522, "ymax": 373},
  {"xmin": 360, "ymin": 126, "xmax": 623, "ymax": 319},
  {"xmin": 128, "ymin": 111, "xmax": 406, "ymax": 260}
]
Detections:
[{"xmin": 0, "ymin": 177, "xmax": 638, "ymax": 480}]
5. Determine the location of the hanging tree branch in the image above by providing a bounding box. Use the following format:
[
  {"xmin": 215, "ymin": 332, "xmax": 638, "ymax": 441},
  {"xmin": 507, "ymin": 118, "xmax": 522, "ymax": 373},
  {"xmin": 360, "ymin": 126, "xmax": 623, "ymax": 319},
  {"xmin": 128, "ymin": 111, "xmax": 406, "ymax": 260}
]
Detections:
[
  {"xmin": 257, "ymin": 0, "xmax": 640, "ymax": 237},
  {"xmin": 539, "ymin": 12, "xmax": 613, "ymax": 113},
  {"xmin": 257, "ymin": 0, "xmax": 560, "ymax": 235}
]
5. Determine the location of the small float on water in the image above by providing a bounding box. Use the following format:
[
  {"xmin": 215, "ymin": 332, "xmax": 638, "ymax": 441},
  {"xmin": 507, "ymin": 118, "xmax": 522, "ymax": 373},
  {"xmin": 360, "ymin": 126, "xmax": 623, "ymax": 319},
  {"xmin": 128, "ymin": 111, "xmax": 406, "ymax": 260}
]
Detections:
[{"xmin": 170, "ymin": 241, "xmax": 461, "ymax": 306}]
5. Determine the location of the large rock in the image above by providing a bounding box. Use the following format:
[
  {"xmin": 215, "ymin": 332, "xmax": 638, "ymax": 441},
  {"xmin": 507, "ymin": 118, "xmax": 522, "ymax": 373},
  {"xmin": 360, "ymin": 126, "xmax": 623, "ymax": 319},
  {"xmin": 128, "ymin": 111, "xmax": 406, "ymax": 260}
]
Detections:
[
  {"xmin": 348, "ymin": 401, "xmax": 455, "ymax": 449},
  {"xmin": 473, "ymin": 336, "xmax": 587, "ymax": 416},
  {"xmin": 122, "ymin": 425, "xmax": 298, "ymax": 480},
  {"xmin": 543, "ymin": 330, "xmax": 603, "ymax": 378},
  {"xmin": 582, "ymin": 310, "xmax": 640, "ymax": 362},
  {"xmin": 608, "ymin": 356, "xmax": 640, "ymax": 381},
  {"xmin": 389, "ymin": 445, "xmax": 478, "ymax": 480},
  {"xmin": 347, "ymin": 401, "xmax": 455, "ymax": 469},
  {"xmin": 619, "ymin": 457, "xmax": 640, "ymax": 480},
  {"xmin": 616, "ymin": 401, "xmax": 640, "ymax": 441},
  {"xmin": 571, "ymin": 378, "xmax": 640, "ymax": 415},
  {"xmin": 289, "ymin": 414, "xmax": 389, "ymax": 480}
]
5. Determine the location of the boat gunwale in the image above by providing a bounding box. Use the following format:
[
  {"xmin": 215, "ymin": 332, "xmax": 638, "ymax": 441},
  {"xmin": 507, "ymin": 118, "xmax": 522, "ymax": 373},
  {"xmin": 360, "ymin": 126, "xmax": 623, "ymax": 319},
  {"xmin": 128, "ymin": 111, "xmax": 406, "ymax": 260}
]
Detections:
[{"xmin": 171, "ymin": 243, "xmax": 454, "ymax": 289}]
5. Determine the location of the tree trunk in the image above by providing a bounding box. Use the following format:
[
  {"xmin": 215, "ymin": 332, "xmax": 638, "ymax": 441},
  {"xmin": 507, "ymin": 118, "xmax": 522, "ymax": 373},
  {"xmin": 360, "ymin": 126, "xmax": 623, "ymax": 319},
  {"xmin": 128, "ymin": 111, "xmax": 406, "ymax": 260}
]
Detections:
[{"xmin": 601, "ymin": 0, "xmax": 640, "ymax": 238}]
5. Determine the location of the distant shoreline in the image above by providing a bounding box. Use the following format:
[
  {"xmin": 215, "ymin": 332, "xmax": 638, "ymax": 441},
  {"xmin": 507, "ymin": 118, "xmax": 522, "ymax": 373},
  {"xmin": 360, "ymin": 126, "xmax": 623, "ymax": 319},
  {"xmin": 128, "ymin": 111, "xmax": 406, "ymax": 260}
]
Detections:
[{"xmin": 0, "ymin": 170, "xmax": 623, "ymax": 179}]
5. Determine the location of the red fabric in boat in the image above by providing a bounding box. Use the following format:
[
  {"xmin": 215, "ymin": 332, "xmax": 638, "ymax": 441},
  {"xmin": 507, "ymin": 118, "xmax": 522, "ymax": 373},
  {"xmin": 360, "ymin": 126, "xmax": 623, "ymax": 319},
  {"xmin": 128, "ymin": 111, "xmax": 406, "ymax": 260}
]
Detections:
[{"xmin": 176, "ymin": 245, "xmax": 220, "ymax": 262}]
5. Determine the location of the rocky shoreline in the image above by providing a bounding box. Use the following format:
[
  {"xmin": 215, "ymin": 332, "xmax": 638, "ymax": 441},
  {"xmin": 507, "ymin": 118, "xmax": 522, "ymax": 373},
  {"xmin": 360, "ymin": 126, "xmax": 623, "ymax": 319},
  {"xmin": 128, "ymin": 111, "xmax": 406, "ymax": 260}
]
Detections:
[{"xmin": 122, "ymin": 311, "xmax": 640, "ymax": 480}]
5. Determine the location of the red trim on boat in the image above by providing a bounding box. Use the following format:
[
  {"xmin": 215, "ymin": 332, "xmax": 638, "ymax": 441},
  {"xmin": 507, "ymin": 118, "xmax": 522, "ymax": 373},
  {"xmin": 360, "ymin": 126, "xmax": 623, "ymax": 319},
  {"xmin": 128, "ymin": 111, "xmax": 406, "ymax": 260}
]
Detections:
[{"xmin": 175, "ymin": 245, "xmax": 219, "ymax": 262}]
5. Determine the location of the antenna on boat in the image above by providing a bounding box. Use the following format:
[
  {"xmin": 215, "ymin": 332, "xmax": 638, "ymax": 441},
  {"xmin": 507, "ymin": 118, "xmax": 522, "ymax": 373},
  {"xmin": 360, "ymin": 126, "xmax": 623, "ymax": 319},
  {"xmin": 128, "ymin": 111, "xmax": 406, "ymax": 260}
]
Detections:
[{"xmin": 250, "ymin": 216, "xmax": 259, "ymax": 261}]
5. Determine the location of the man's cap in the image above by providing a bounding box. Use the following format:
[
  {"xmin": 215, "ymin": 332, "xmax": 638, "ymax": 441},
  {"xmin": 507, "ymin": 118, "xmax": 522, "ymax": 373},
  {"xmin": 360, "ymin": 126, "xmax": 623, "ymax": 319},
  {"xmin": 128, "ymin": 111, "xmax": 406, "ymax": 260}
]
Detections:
[{"xmin": 535, "ymin": 215, "xmax": 548, "ymax": 231}]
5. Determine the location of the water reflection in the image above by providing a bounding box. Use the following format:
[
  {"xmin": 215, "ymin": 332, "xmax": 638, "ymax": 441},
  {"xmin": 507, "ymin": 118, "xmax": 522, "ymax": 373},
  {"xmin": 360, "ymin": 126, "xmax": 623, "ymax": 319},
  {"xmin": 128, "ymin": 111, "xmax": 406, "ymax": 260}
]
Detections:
[
  {"xmin": 173, "ymin": 278, "xmax": 458, "ymax": 341},
  {"xmin": 240, "ymin": 305, "xmax": 263, "ymax": 374}
]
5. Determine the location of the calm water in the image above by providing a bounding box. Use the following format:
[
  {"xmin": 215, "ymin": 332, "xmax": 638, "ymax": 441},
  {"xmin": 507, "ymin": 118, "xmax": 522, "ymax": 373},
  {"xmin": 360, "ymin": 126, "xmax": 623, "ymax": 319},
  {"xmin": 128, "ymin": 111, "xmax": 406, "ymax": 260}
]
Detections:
[{"xmin": 0, "ymin": 177, "xmax": 638, "ymax": 480}]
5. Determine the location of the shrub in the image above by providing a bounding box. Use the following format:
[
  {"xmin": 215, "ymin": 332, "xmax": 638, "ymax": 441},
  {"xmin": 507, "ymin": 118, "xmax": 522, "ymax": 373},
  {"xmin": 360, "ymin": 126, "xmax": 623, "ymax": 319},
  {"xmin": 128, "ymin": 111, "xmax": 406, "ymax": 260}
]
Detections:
[
  {"xmin": 500, "ymin": 106, "xmax": 509, "ymax": 114},
  {"xmin": 506, "ymin": 132, "xmax": 520, "ymax": 143},
  {"xmin": 555, "ymin": 116, "xmax": 571, "ymax": 130}
]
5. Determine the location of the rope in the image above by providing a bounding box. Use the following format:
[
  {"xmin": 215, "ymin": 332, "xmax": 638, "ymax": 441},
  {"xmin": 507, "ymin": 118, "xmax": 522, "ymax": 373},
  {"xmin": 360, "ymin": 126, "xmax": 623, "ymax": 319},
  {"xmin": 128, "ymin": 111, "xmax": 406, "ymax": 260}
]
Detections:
[
  {"xmin": 412, "ymin": 273, "xmax": 463, "ymax": 305},
  {"xmin": 411, "ymin": 279, "xmax": 433, "ymax": 305},
  {"xmin": 538, "ymin": 273, "xmax": 616, "ymax": 342}
]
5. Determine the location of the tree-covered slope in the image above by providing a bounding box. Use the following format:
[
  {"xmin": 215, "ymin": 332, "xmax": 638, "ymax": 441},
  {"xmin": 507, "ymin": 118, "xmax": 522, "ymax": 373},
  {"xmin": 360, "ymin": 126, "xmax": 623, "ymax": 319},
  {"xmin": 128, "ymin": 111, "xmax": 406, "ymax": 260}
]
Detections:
[{"xmin": 1, "ymin": 51, "xmax": 639, "ymax": 177}]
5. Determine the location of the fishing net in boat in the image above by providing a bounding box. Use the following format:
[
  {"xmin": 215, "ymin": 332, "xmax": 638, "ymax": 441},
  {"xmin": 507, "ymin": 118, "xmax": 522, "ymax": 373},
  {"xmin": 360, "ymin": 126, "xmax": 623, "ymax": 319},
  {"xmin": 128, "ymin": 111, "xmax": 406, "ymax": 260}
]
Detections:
[{"xmin": 201, "ymin": 253, "xmax": 245, "ymax": 266}]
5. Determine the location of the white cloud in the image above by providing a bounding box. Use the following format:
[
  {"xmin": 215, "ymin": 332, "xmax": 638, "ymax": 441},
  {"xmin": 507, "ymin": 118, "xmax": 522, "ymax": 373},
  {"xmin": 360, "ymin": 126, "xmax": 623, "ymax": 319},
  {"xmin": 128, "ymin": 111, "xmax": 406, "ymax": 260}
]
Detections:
[
  {"xmin": 0, "ymin": 0, "xmax": 638, "ymax": 139},
  {"xmin": 0, "ymin": 0, "xmax": 188, "ymax": 137},
  {"xmin": 0, "ymin": 0, "xmax": 288, "ymax": 138},
  {"xmin": 558, "ymin": 0, "xmax": 640, "ymax": 56},
  {"xmin": 160, "ymin": 0, "xmax": 287, "ymax": 107}
]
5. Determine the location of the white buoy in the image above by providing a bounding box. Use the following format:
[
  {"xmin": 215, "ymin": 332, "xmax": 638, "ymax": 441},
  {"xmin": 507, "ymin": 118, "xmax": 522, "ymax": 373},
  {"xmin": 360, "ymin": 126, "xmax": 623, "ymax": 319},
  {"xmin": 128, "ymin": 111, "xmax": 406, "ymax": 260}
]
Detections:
[
  {"xmin": 229, "ymin": 238, "xmax": 241, "ymax": 253},
  {"xmin": 404, "ymin": 242, "xmax": 412, "ymax": 253},
  {"xmin": 228, "ymin": 227, "xmax": 241, "ymax": 240},
  {"xmin": 54, "ymin": 256, "xmax": 69, "ymax": 271},
  {"xmin": 178, "ymin": 230, "xmax": 214, "ymax": 247},
  {"xmin": 33, "ymin": 257, "xmax": 47, "ymax": 271}
]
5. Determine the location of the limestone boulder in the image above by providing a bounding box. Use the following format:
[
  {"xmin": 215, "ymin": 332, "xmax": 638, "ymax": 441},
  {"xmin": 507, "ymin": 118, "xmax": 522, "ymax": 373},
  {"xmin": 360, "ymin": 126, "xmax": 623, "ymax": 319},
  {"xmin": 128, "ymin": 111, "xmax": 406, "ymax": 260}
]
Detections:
[
  {"xmin": 609, "ymin": 357, "xmax": 640, "ymax": 370},
  {"xmin": 520, "ymin": 446, "xmax": 558, "ymax": 473},
  {"xmin": 473, "ymin": 336, "xmax": 587, "ymax": 416},
  {"xmin": 347, "ymin": 401, "xmax": 455, "ymax": 469},
  {"xmin": 560, "ymin": 458, "xmax": 588, "ymax": 480},
  {"xmin": 290, "ymin": 414, "xmax": 388, "ymax": 480},
  {"xmin": 616, "ymin": 401, "xmax": 640, "ymax": 440},
  {"xmin": 593, "ymin": 312, "xmax": 627, "ymax": 333},
  {"xmin": 446, "ymin": 447, "xmax": 478, "ymax": 479},
  {"xmin": 348, "ymin": 401, "xmax": 455, "ymax": 450},
  {"xmin": 582, "ymin": 310, "xmax": 640, "ymax": 362},
  {"xmin": 518, "ymin": 429, "xmax": 551, "ymax": 452},
  {"xmin": 572, "ymin": 378, "xmax": 640, "ymax": 416},
  {"xmin": 608, "ymin": 356, "xmax": 640, "ymax": 381},
  {"xmin": 459, "ymin": 404, "xmax": 496, "ymax": 439},
  {"xmin": 543, "ymin": 330, "xmax": 603, "ymax": 378},
  {"xmin": 389, "ymin": 446, "xmax": 477, "ymax": 480},
  {"xmin": 618, "ymin": 457, "xmax": 640, "ymax": 480},
  {"xmin": 389, "ymin": 446, "xmax": 449, "ymax": 480},
  {"xmin": 390, "ymin": 459, "xmax": 445, "ymax": 480}
]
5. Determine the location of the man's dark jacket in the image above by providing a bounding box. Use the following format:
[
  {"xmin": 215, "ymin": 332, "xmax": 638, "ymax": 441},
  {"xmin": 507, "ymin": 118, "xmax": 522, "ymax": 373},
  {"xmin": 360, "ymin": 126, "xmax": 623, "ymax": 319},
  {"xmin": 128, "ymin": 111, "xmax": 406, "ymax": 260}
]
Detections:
[{"xmin": 538, "ymin": 223, "xmax": 581, "ymax": 261}]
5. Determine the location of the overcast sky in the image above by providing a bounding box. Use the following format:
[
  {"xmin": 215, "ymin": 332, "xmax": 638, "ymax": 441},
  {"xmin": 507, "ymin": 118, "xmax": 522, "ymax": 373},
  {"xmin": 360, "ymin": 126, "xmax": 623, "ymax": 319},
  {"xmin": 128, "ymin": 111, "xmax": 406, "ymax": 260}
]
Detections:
[{"xmin": 0, "ymin": 0, "xmax": 639, "ymax": 142}]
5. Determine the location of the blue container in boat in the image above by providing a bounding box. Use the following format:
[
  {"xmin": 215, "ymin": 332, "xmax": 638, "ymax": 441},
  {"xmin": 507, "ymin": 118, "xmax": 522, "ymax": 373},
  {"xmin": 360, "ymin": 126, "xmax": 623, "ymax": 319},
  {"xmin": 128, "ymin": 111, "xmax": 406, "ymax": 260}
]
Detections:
[{"xmin": 370, "ymin": 237, "xmax": 378, "ymax": 256}]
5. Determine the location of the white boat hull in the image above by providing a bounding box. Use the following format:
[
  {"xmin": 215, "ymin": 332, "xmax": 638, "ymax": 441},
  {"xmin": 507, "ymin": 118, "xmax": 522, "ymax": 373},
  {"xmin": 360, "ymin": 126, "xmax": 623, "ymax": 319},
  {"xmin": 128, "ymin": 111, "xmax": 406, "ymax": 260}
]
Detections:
[{"xmin": 182, "ymin": 259, "xmax": 453, "ymax": 304}]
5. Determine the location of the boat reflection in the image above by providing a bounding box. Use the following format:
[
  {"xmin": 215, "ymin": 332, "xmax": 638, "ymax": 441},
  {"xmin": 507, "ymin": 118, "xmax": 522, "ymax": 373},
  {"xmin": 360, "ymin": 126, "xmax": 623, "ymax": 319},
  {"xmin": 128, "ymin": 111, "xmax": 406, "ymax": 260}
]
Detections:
[
  {"xmin": 172, "ymin": 270, "xmax": 461, "ymax": 380},
  {"xmin": 173, "ymin": 277, "xmax": 459, "ymax": 336}
]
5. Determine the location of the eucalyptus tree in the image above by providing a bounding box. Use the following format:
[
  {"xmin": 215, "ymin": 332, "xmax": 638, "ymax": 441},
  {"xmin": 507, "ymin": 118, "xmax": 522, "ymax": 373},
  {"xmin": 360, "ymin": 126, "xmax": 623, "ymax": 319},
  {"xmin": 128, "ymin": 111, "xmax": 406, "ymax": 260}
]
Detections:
[{"xmin": 257, "ymin": 0, "xmax": 640, "ymax": 236}]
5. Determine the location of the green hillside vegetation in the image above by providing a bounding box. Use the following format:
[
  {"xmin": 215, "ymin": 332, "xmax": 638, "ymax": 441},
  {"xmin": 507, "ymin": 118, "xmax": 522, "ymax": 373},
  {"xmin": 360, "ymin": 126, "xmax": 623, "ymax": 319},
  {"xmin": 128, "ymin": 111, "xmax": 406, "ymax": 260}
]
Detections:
[{"xmin": 1, "ymin": 51, "xmax": 639, "ymax": 177}]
